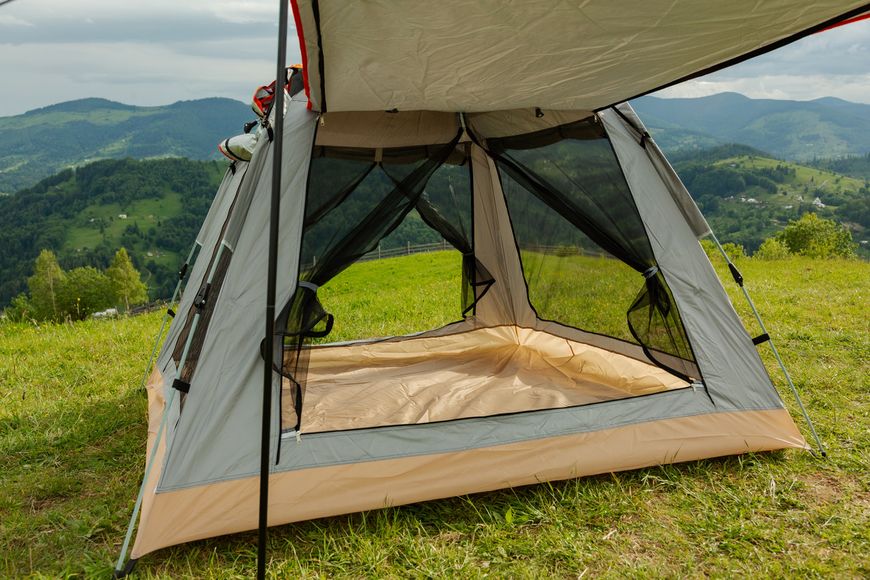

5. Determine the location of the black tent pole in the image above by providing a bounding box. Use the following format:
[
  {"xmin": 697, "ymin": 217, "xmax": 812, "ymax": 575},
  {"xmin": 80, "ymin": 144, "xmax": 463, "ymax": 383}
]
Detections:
[{"xmin": 258, "ymin": 1, "xmax": 289, "ymax": 578}]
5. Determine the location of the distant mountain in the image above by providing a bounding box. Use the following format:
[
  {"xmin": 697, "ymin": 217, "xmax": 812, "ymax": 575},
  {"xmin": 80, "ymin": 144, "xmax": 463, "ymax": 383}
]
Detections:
[
  {"xmin": 632, "ymin": 92, "xmax": 870, "ymax": 161},
  {"xmin": 0, "ymin": 97, "xmax": 251, "ymax": 194}
]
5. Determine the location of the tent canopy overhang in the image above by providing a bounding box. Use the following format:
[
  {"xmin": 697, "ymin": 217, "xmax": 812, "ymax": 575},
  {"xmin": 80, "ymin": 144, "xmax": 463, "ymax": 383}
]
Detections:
[{"xmin": 291, "ymin": 0, "xmax": 869, "ymax": 113}]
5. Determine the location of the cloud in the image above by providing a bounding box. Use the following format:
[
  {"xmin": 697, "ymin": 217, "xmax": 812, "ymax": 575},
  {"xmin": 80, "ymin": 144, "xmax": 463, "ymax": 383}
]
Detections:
[
  {"xmin": 0, "ymin": 40, "xmax": 290, "ymax": 113},
  {"xmin": 0, "ymin": 1, "xmax": 867, "ymax": 115},
  {"xmin": 656, "ymin": 74, "xmax": 870, "ymax": 104},
  {"xmin": 0, "ymin": 14, "xmax": 33, "ymax": 26},
  {"xmin": 0, "ymin": 0, "xmax": 301, "ymax": 115},
  {"xmin": 654, "ymin": 21, "xmax": 870, "ymax": 104}
]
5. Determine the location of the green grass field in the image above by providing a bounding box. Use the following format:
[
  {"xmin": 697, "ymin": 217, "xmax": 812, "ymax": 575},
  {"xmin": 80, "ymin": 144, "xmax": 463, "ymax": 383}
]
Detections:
[{"xmin": 0, "ymin": 252, "xmax": 867, "ymax": 578}]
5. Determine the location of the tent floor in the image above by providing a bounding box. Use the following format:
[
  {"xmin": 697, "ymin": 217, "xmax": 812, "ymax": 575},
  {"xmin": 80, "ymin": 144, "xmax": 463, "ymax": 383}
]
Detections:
[{"xmin": 285, "ymin": 325, "xmax": 688, "ymax": 434}]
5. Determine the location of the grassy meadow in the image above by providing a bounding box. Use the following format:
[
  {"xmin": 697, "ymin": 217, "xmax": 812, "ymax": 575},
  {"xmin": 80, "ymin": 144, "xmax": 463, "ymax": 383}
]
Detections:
[{"xmin": 0, "ymin": 251, "xmax": 868, "ymax": 578}]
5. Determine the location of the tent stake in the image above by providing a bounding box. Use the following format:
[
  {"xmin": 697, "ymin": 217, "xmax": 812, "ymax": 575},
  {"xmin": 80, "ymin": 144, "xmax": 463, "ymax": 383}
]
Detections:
[
  {"xmin": 136, "ymin": 242, "xmax": 199, "ymax": 391},
  {"xmin": 258, "ymin": 1, "xmax": 288, "ymax": 578},
  {"xmin": 709, "ymin": 232, "xmax": 826, "ymax": 456}
]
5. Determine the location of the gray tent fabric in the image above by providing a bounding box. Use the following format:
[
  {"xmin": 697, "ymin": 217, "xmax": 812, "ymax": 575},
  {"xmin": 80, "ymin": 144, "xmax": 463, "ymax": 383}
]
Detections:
[
  {"xmin": 157, "ymin": 165, "xmax": 248, "ymax": 374},
  {"xmin": 608, "ymin": 106, "xmax": 711, "ymax": 238},
  {"xmin": 158, "ymin": 99, "xmax": 317, "ymax": 488},
  {"xmin": 601, "ymin": 106, "xmax": 780, "ymax": 410}
]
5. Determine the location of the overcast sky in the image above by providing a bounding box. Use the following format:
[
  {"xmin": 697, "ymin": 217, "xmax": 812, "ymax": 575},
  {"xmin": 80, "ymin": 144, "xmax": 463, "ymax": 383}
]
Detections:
[{"xmin": 0, "ymin": 0, "xmax": 867, "ymax": 116}]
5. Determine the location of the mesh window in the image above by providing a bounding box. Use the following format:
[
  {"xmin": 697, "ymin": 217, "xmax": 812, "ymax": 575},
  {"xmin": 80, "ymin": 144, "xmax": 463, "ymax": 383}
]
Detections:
[
  {"xmin": 488, "ymin": 118, "xmax": 697, "ymax": 379},
  {"xmin": 277, "ymin": 132, "xmax": 475, "ymax": 431}
]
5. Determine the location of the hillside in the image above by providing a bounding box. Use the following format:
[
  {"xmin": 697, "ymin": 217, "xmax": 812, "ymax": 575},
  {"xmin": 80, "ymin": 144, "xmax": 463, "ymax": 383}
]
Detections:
[
  {"xmin": 0, "ymin": 158, "xmax": 226, "ymax": 305},
  {"xmin": 1, "ymin": 252, "xmax": 867, "ymax": 576},
  {"xmin": 670, "ymin": 145, "xmax": 870, "ymax": 253},
  {"xmin": 0, "ymin": 97, "xmax": 251, "ymax": 194},
  {"xmin": 1, "ymin": 146, "xmax": 866, "ymax": 308},
  {"xmin": 633, "ymin": 93, "xmax": 870, "ymax": 161}
]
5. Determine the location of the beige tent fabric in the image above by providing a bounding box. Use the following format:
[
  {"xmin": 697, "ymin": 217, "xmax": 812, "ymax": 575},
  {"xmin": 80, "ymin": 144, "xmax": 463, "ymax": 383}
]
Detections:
[
  {"xmin": 315, "ymin": 110, "xmax": 459, "ymax": 148},
  {"xmin": 131, "ymin": 407, "xmax": 806, "ymax": 558},
  {"xmin": 294, "ymin": 0, "xmax": 864, "ymax": 112},
  {"xmin": 132, "ymin": 368, "xmax": 170, "ymax": 561},
  {"xmin": 467, "ymin": 109, "xmax": 594, "ymax": 140},
  {"xmin": 470, "ymin": 143, "xmax": 537, "ymax": 327},
  {"xmin": 290, "ymin": 326, "xmax": 687, "ymax": 433}
]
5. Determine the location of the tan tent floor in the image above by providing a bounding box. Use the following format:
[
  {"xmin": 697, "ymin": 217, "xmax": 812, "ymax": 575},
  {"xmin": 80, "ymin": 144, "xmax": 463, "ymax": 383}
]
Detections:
[{"xmin": 286, "ymin": 326, "xmax": 688, "ymax": 433}]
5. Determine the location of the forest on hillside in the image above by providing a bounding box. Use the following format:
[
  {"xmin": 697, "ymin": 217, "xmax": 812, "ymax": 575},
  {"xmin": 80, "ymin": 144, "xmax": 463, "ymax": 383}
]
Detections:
[
  {"xmin": 0, "ymin": 146, "xmax": 866, "ymax": 309},
  {"xmin": 0, "ymin": 158, "xmax": 225, "ymax": 305}
]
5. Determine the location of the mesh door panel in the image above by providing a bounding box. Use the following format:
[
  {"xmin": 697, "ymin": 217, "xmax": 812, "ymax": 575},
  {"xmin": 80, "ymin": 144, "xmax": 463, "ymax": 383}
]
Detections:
[{"xmin": 488, "ymin": 118, "xmax": 698, "ymax": 380}]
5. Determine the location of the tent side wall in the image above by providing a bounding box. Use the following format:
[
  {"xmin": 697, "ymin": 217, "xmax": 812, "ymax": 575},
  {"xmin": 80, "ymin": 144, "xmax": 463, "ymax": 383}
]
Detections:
[
  {"xmin": 152, "ymin": 98, "xmax": 317, "ymax": 491},
  {"xmin": 600, "ymin": 106, "xmax": 784, "ymax": 410},
  {"xmin": 156, "ymin": 164, "xmax": 248, "ymax": 374}
]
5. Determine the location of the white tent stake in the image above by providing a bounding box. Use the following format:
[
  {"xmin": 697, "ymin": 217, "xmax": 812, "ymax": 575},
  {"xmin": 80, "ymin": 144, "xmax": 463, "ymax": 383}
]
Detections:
[{"xmin": 709, "ymin": 232, "xmax": 826, "ymax": 456}]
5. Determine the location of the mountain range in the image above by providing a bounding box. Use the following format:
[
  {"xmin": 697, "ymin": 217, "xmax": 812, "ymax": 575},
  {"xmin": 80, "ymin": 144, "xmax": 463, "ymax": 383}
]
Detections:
[
  {"xmin": 632, "ymin": 92, "xmax": 870, "ymax": 161},
  {"xmin": 1, "ymin": 93, "xmax": 868, "ymax": 196},
  {"xmin": 0, "ymin": 97, "xmax": 251, "ymax": 195}
]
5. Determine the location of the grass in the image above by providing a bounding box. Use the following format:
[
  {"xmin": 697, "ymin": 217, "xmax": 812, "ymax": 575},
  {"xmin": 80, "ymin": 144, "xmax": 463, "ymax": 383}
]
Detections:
[{"xmin": 0, "ymin": 252, "xmax": 868, "ymax": 578}]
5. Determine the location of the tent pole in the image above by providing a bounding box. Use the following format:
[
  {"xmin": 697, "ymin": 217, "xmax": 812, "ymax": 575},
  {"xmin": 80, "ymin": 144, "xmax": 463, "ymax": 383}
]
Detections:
[
  {"xmin": 258, "ymin": 1, "xmax": 288, "ymax": 578},
  {"xmin": 709, "ymin": 232, "xmax": 826, "ymax": 456},
  {"xmin": 137, "ymin": 241, "xmax": 200, "ymax": 392}
]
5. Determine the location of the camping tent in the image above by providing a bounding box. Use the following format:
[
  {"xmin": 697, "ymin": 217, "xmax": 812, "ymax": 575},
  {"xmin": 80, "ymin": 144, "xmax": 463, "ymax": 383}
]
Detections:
[{"xmin": 115, "ymin": 0, "xmax": 867, "ymax": 574}]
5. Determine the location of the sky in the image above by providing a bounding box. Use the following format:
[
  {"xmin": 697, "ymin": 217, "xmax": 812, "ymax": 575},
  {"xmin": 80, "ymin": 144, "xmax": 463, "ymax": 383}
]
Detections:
[{"xmin": 0, "ymin": 0, "xmax": 867, "ymax": 116}]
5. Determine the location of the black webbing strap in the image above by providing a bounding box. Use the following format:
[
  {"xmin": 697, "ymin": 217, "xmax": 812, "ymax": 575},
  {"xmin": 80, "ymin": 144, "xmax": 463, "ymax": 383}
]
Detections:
[
  {"xmin": 611, "ymin": 106, "xmax": 651, "ymax": 148},
  {"xmin": 194, "ymin": 283, "xmax": 211, "ymax": 309},
  {"xmin": 171, "ymin": 379, "xmax": 190, "ymax": 394},
  {"xmin": 178, "ymin": 262, "xmax": 189, "ymax": 280},
  {"xmin": 113, "ymin": 558, "xmax": 137, "ymax": 578},
  {"xmin": 752, "ymin": 333, "xmax": 771, "ymax": 346},
  {"xmin": 728, "ymin": 262, "xmax": 744, "ymax": 287},
  {"xmin": 167, "ymin": 308, "xmax": 176, "ymax": 318}
]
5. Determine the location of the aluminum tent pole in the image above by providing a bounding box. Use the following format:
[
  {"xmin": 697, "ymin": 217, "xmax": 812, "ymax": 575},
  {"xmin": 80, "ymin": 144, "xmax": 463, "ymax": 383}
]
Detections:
[
  {"xmin": 709, "ymin": 232, "xmax": 826, "ymax": 456},
  {"xmin": 258, "ymin": 0, "xmax": 288, "ymax": 577}
]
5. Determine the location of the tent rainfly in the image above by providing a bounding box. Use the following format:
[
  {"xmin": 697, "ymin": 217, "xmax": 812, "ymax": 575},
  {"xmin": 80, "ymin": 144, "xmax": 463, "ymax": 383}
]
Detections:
[{"xmin": 114, "ymin": 0, "xmax": 868, "ymax": 575}]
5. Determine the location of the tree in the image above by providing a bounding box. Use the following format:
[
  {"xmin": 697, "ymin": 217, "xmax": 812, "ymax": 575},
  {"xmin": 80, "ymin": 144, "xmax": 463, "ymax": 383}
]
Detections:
[
  {"xmin": 753, "ymin": 238, "xmax": 791, "ymax": 260},
  {"xmin": 4, "ymin": 293, "xmax": 34, "ymax": 322},
  {"xmin": 27, "ymin": 249, "xmax": 66, "ymax": 321},
  {"xmin": 106, "ymin": 248, "xmax": 148, "ymax": 311},
  {"xmin": 58, "ymin": 267, "xmax": 115, "ymax": 321},
  {"xmin": 775, "ymin": 213, "xmax": 856, "ymax": 259}
]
